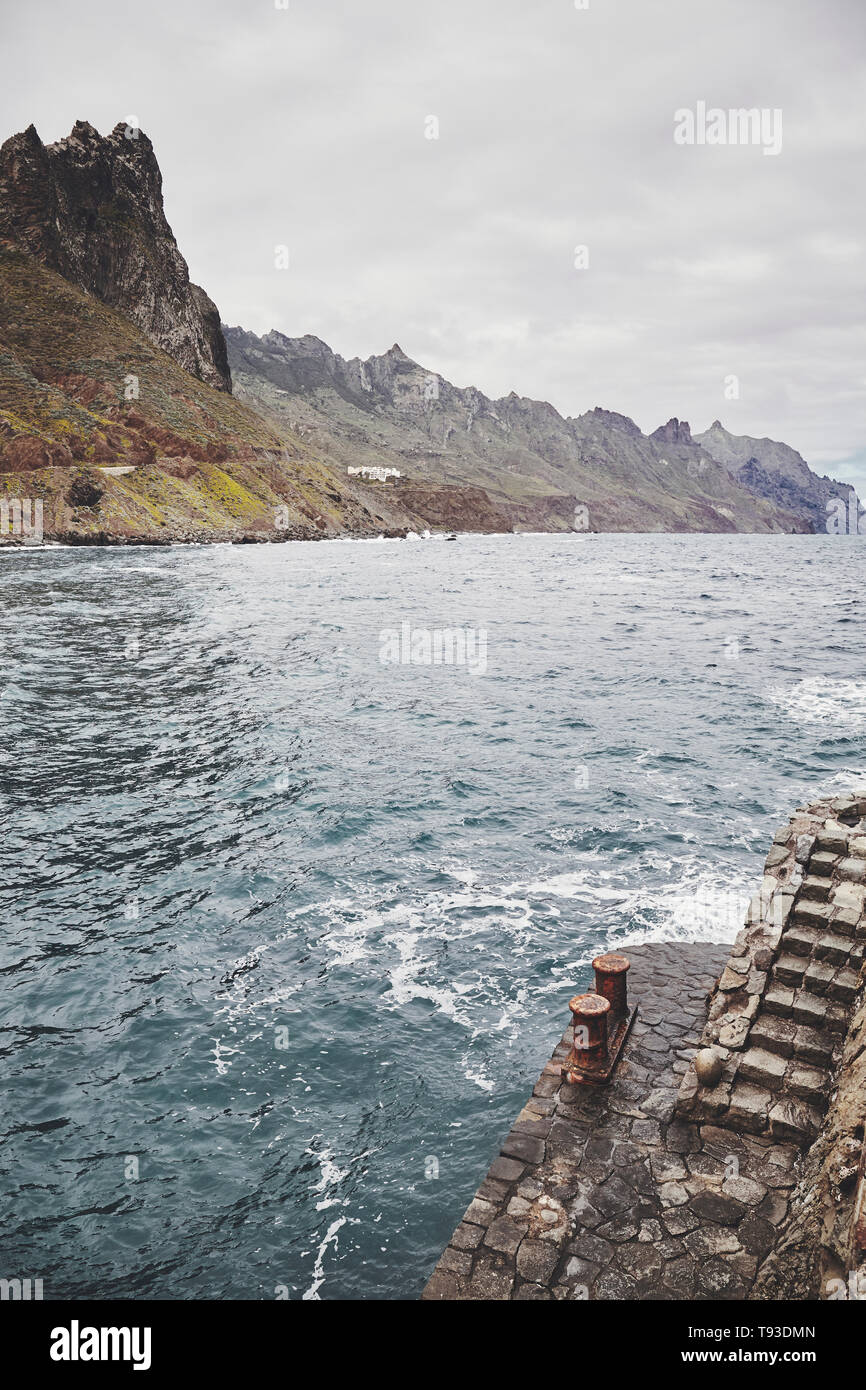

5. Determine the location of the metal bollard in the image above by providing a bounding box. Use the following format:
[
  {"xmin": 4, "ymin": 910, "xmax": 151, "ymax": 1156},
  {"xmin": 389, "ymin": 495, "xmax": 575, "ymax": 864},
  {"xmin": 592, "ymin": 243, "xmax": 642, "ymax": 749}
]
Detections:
[
  {"xmin": 562, "ymin": 953, "xmax": 637, "ymax": 1085},
  {"xmin": 566, "ymin": 992, "xmax": 611, "ymax": 1071},
  {"xmin": 592, "ymin": 952, "xmax": 630, "ymax": 1021}
]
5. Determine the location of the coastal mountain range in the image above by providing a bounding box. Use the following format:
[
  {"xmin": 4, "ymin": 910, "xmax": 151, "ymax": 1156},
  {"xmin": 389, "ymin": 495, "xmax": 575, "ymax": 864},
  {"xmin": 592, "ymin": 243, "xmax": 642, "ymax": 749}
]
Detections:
[{"xmin": 0, "ymin": 120, "xmax": 852, "ymax": 543}]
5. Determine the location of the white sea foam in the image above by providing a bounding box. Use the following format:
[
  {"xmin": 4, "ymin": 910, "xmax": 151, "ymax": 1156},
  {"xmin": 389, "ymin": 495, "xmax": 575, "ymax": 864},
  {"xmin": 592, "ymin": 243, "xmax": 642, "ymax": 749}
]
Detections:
[
  {"xmin": 460, "ymin": 1051, "xmax": 495, "ymax": 1092},
  {"xmin": 615, "ymin": 874, "xmax": 749, "ymax": 947},
  {"xmin": 209, "ymin": 1037, "xmax": 238, "ymax": 1075},
  {"xmin": 208, "ymin": 850, "xmax": 748, "ymax": 1101},
  {"xmin": 767, "ymin": 677, "xmax": 866, "ymax": 727},
  {"xmin": 514, "ymin": 870, "xmax": 628, "ymax": 903},
  {"xmin": 383, "ymin": 927, "xmax": 474, "ymax": 1023},
  {"xmin": 815, "ymin": 769, "xmax": 866, "ymax": 796},
  {"xmin": 301, "ymin": 1216, "xmax": 347, "ymax": 1300},
  {"xmin": 309, "ymin": 1145, "xmax": 351, "ymax": 1211}
]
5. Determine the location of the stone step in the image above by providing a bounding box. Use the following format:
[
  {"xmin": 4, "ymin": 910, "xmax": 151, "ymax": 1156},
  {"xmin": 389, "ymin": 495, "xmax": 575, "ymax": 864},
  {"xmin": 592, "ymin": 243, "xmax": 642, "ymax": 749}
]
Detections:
[
  {"xmin": 808, "ymin": 851, "xmax": 840, "ymax": 878},
  {"xmin": 764, "ymin": 983, "xmax": 796, "ymax": 1018},
  {"xmin": 791, "ymin": 990, "xmax": 840, "ymax": 1029},
  {"xmin": 830, "ymin": 883, "xmax": 866, "ymax": 917},
  {"xmin": 792, "ymin": 900, "xmax": 834, "ymax": 928},
  {"xmin": 814, "ymin": 932, "xmax": 861, "ymax": 967},
  {"xmin": 793, "ymin": 1022, "xmax": 838, "ymax": 1067},
  {"xmin": 838, "ymin": 856, "xmax": 866, "ymax": 883},
  {"xmin": 749, "ymin": 1013, "xmax": 795, "ymax": 1058},
  {"xmin": 786, "ymin": 1060, "xmax": 831, "ymax": 1106},
  {"xmin": 800, "ymin": 876, "xmax": 832, "ymax": 903},
  {"xmin": 783, "ymin": 923, "xmax": 821, "ymax": 957},
  {"xmin": 738, "ymin": 1046, "xmax": 787, "ymax": 1092},
  {"xmin": 768, "ymin": 1096, "xmax": 824, "ymax": 1145},
  {"xmin": 827, "ymin": 1001, "xmax": 852, "ymax": 1034},
  {"xmin": 727, "ymin": 1081, "xmax": 773, "ymax": 1136},
  {"xmin": 828, "ymin": 967, "xmax": 862, "ymax": 1004},
  {"xmin": 801, "ymin": 959, "xmax": 837, "ymax": 996},
  {"xmin": 816, "ymin": 827, "xmax": 850, "ymax": 855},
  {"xmin": 773, "ymin": 954, "xmax": 807, "ymax": 988},
  {"xmin": 737, "ymin": 1045, "xmax": 831, "ymax": 1111},
  {"xmin": 766, "ymin": 978, "xmax": 853, "ymax": 1030},
  {"xmin": 748, "ymin": 1013, "xmax": 838, "ymax": 1067},
  {"xmin": 831, "ymin": 909, "xmax": 861, "ymax": 939}
]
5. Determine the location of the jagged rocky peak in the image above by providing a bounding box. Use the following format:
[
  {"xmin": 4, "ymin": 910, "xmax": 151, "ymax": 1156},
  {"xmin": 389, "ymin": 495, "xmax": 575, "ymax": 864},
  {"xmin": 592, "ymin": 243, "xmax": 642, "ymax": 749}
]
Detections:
[
  {"xmin": 262, "ymin": 330, "xmax": 336, "ymax": 357},
  {"xmin": 693, "ymin": 420, "xmax": 820, "ymax": 488},
  {"xmin": 364, "ymin": 342, "xmax": 421, "ymax": 379},
  {"xmin": 0, "ymin": 119, "xmax": 231, "ymax": 392},
  {"xmin": 497, "ymin": 390, "xmax": 559, "ymax": 419},
  {"xmin": 650, "ymin": 417, "xmax": 692, "ymax": 446},
  {"xmin": 577, "ymin": 406, "xmax": 642, "ymax": 436},
  {"xmin": 693, "ymin": 420, "xmax": 853, "ymax": 531},
  {"xmin": 225, "ymin": 324, "xmax": 359, "ymax": 398}
]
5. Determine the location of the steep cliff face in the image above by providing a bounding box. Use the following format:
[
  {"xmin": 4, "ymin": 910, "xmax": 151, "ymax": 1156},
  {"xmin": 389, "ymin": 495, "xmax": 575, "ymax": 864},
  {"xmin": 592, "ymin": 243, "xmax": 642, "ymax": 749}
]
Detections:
[
  {"xmin": 650, "ymin": 417, "xmax": 693, "ymax": 447},
  {"xmin": 0, "ymin": 245, "xmax": 409, "ymax": 543},
  {"xmin": 695, "ymin": 420, "xmax": 851, "ymax": 533},
  {"xmin": 0, "ymin": 116, "xmax": 848, "ymax": 541},
  {"xmin": 0, "ymin": 120, "xmax": 231, "ymax": 392},
  {"xmin": 226, "ymin": 326, "xmax": 812, "ymax": 533}
]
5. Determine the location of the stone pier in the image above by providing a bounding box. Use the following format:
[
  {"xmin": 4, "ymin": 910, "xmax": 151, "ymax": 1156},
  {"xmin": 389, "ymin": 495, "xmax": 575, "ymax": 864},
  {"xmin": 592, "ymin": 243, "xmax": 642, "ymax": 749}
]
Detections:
[{"xmin": 421, "ymin": 795, "xmax": 866, "ymax": 1301}]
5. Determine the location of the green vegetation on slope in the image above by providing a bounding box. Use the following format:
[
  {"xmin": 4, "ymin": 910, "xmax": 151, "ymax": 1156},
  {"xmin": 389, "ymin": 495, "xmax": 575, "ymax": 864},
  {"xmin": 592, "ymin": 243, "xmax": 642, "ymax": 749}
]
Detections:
[{"xmin": 0, "ymin": 248, "xmax": 401, "ymax": 541}]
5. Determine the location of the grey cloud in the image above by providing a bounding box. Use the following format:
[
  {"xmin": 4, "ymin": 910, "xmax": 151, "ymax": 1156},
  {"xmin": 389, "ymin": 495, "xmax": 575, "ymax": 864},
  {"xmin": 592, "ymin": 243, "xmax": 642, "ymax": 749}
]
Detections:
[{"xmin": 2, "ymin": 0, "xmax": 863, "ymax": 484}]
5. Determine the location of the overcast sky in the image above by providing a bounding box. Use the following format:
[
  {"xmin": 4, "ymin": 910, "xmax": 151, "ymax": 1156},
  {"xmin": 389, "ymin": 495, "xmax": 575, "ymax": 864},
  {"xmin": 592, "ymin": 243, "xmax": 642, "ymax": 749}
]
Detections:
[{"xmin": 3, "ymin": 0, "xmax": 864, "ymax": 485}]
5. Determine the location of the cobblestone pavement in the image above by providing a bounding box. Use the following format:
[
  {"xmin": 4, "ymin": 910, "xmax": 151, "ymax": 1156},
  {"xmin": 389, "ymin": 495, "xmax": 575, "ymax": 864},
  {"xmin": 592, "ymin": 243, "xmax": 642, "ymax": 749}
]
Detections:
[{"xmin": 421, "ymin": 943, "xmax": 802, "ymax": 1300}]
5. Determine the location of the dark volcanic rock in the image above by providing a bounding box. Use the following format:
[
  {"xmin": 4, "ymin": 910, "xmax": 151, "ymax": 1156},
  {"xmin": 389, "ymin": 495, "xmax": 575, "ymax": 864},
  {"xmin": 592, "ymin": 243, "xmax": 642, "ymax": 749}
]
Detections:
[
  {"xmin": 694, "ymin": 420, "xmax": 852, "ymax": 534},
  {"xmin": 66, "ymin": 473, "xmax": 104, "ymax": 509},
  {"xmin": 0, "ymin": 120, "xmax": 231, "ymax": 392},
  {"xmin": 651, "ymin": 417, "xmax": 693, "ymax": 446}
]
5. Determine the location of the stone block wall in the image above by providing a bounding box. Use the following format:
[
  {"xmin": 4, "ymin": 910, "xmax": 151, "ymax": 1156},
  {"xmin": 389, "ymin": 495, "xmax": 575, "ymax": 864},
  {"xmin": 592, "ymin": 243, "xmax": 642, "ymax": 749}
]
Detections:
[
  {"xmin": 751, "ymin": 957, "xmax": 866, "ymax": 1300},
  {"xmin": 676, "ymin": 794, "xmax": 866, "ymax": 1148}
]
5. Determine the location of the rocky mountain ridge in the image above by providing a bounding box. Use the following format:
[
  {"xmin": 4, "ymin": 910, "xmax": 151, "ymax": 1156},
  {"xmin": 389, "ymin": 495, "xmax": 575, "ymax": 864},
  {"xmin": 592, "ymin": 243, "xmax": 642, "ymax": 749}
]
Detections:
[
  {"xmin": 694, "ymin": 420, "xmax": 850, "ymax": 533},
  {"xmin": 0, "ymin": 245, "xmax": 415, "ymax": 542},
  {"xmin": 0, "ymin": 116, "xmax": 851, "ymax": 542},
  {"xmin": 0, "ymin": 120, "xmax": 231, "ymax": 392},
  {"xmin": 226, "ymin": 326, "xmax": 825, "ymax": 533}
]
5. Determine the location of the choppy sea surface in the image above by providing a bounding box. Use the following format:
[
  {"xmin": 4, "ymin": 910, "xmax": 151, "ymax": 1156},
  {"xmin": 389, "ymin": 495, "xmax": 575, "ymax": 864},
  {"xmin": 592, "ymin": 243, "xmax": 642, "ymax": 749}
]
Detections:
[{"xmin": 2, "ymin": 531, "xmax": 865, "ymax": 1300}]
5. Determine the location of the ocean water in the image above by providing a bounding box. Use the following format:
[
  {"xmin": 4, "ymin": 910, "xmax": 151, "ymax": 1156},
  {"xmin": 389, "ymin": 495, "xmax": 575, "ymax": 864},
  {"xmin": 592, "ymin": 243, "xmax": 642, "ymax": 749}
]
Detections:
[{"xmin": 2, "ymin": 531, "xmax": 865, "ymax": 1301}]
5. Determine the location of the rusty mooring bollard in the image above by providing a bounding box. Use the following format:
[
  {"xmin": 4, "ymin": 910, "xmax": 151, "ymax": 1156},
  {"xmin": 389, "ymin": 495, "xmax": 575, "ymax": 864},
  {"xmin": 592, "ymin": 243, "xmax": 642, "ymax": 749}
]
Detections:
[
  {"xmin": 592, "ymin": 952, "xmax": 630, "ymax": 1020},
  {"xmin": 567, "ymin": 992, "xmax": 611, "ymax": 1069},
  {"xmin": 562, "ymin": 952, "xmax": 637, "ymax": 1086}
]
